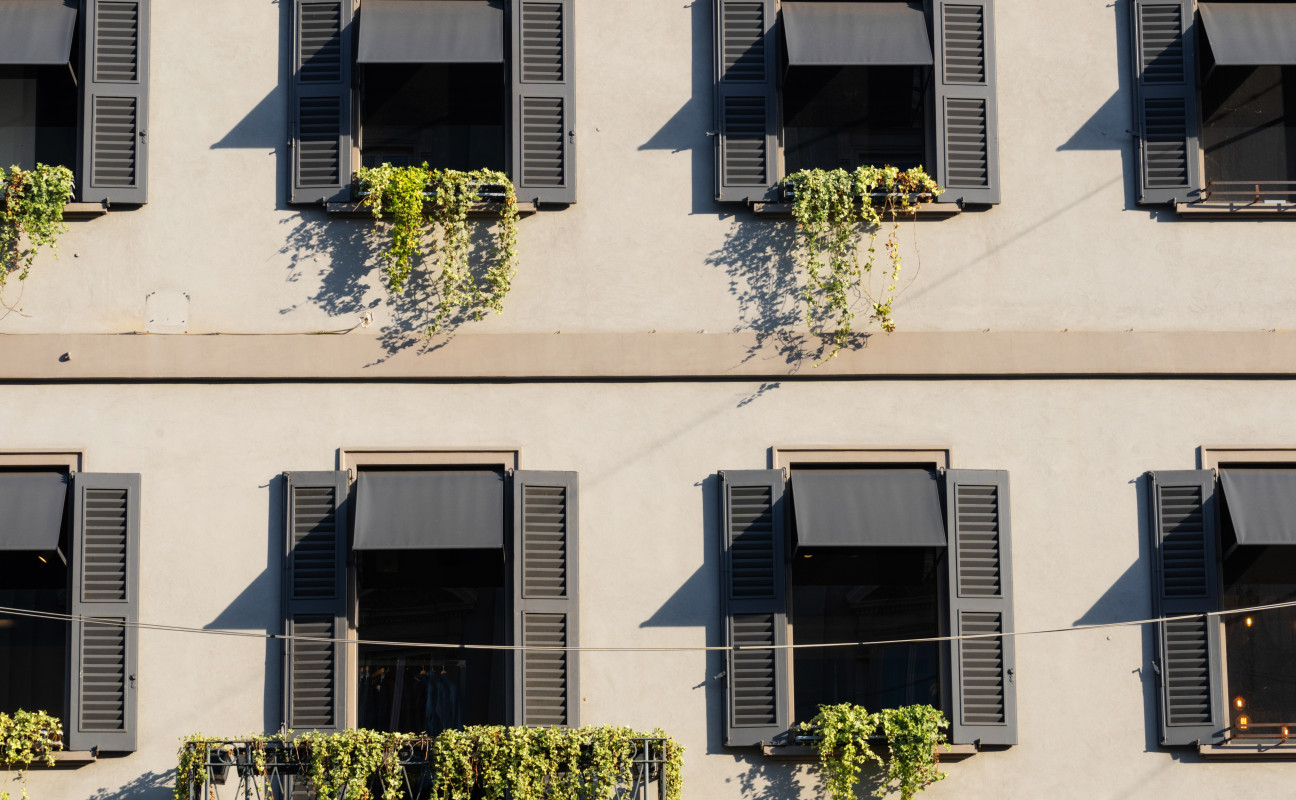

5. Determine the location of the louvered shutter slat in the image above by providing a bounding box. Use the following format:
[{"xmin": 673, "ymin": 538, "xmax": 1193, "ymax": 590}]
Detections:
[
  {"xmin": 945, "ymin": 470, "xmax": 1016, "ymax": 746},
  {"xmin": 80, "ymin": 0, "xmax": 149, "ymax": 204},
  {"xmin": 933, "ymin": 0, "xmax": 999, "ymax": 204},
  {"xmin": 714, "ymin": 0, "xmax": 777, "ymax": 203},
  {"xmin": 720, "ymin": 470, "xmax": 788, "ymax": 747},
  {"xmin": 290, "ymin": 1, "xmax": 352, "ymax": 204},
  {"xmin": 511, "ymin": 1, "xmax": 575, "ymax": 204},
  {"xmin": 513, "ymin": 472, "xmax": 579, "ymax": 727},
  {"xmin": 1131, "ymin": 0, "xmax": 1200, "ymax": 204},
  {"xmin": 282, "ymin": 472, "xmax": 349, "ymax": 733},
  {"xmin": 68, "ymin": 473, "xmax": 140, "ymax": 753},
  {"xmin": 1148, "ymin": 471, "xmax": 1224, "ymax": 746}
]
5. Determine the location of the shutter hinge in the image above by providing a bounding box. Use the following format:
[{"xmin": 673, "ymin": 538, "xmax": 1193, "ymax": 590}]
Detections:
[
  {"xmin": 568, "ymin": 129, "xmax": 576, "ymax": 144},
  {"xmin": 713, "ymin": 670, "xmax": 726, "ymax": 680},
  {"xmin": 1152, "ymin": 659, "xmax": 1162, "ymax": 676},
  {"xmin": 129, "ymin": 673, "xmax": 137, "ymax": 688},
  {"xmin": 1006, "ymin": 667, "xmax": 1015, "ymax": 683}
]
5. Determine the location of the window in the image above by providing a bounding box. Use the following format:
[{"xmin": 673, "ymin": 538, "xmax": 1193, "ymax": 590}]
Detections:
[
  {"xmin": 713, "ymin": 0, "xmax": 1000, "ymax": 205},
  {"xmin": 281, "ymin": 465, "xmax": 579, "ymax": 733},
  {"xmin": 0, "ymin": 0, "xmax": 150, "ymax": 204},
  {"xmin": 288, "ymin": 0, "xmax": 575, "ymax": 206},
  {"xmin": 1131, "ymin": 0, "xmax": 1296, "ymax": 206},
  {"xmin": 1148, "ymin": 464, "xmax": 1296, "ymax": 748},
  {"xmin": 717, "ymin": 463, "xmax": 1017, "ymax": 748},
  {"xmin": 0, "ymin": 467, "xmax": 140, "ymax": 753}
]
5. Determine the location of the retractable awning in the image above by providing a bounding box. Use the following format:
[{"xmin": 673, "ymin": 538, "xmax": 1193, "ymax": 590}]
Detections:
[
  {"xmin": 1220, "ymin": 468, "xmax": 1296, "ymax": 545},
  {"xmin": 782, "ymin": 1, "xmax": 933, "ymax": 67},
  {"xmin": 0, "ymin": 0, "xmax": 78, "ymax": 66},
  {"xmin": 0, "ymin": 472, "xmax": 68, "ymax": 551},
  {"xmin": 1199, "ymin": 2, "xmax": 1296, "ymax": 66},
  {"xmin": 791, "ymin": 468, "xmax": 946, "ymax": 548},
  {"xmin": 353, "ymin": 470, "xmax": 505, "ymax": 550},
  {"xmin": 357, "ymin": 0, "xmax": 505, "ymax": 64}
]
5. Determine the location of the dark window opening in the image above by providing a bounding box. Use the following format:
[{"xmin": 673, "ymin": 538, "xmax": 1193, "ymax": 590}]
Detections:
[
  {"xmin": 1201, "ymin": 58, "xmax": 1296, "ymax": 201},
  {"xmin": 356, "ymin": 548, "xmax": 507, "ymax": 734},
  {"xmin": 789, "ymin": 546, "xmax": 941, "ymax": 723},
  {"xmin": 0, "ymin": 64, "xmax": 78, "ymax": 173},
  {"xmin": 360, "ymin": 63, "xmax": 506, "ymax": 172},
  {"xmin": 783, "ymin": 65, "xmax": 929, "ymax": 174},
  {"xmin": 0, "ymin": 513, "xmax": 68, "ymax": 719},
  {"xmin": 1221, "ymin": 543, "xmax": 1296, "ymax": 733}
]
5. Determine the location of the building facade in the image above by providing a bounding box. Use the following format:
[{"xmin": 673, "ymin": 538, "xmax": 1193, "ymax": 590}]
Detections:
[{"xmin": 3, "ymin": 0, "xmax": 1296, "ymax": 798}]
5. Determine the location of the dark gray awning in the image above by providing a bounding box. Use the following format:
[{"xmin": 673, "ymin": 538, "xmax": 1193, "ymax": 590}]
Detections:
[
  {"xmin": 354, "ymin": 470, "xmax": 504, "ymax": 550},
  {"xmin": 792, "ymin": 469, "xmax": 946, "ymax": 548},
  {"xmin": 0, "ymin": 0, "xmax": 79, "ymax": 66},
  {"xmin": 0, "ymin": 472, "xmax": 68, "ymax": 550},
  {"xmin": 357, "ymin": 0, "xmax": 505, "ymax": 64},
  {"xmin": 1200, "ymin": 3, "xmax": 1296, "ymax": 66},
  {"xmin": 782, "ymin": 1, "xmax": 933, "ymax": 67},
  {"xmin": 1221, "ymin": 468, "xmax": 1296, "ymax": 545}
]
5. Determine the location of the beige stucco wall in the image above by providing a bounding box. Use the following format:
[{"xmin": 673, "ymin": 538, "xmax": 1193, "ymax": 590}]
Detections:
[{"xmin": 2, "ymin": 378, "xmax": 1295, "ymax": 799}]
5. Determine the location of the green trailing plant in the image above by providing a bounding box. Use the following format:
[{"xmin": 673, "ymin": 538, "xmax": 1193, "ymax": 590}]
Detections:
[
  {"xmin": 0, "ymin": 164, "xmax": 74, "ymax": 289},
  {"xmin": 356, "ymin": 164, "xmax": 520, "ymax": 333},
  {"xmin": 0, "ymin": 710, "xmax": 62, "ymax": 800},
  {"xmin": 782, "ymin": 166, "xmax": 940, "ymax": 359},
  {"xmin": 800, "ymin": 703, "xmax": 949, "ymax": 800}
]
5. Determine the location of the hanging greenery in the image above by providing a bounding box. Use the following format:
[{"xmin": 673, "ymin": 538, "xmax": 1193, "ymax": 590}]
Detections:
[
  {"xmin": 781, "ymin": 166, "xmax": 940, "ymax": 359},
  {"xmin": 355, "ymin": 164, "xmax": 520, "ymax": 333},
  {"xmin": 800, "ymin": 703, "xmax": 949, "ymax": 800},
  {"xmin": 0, "ymin": 710, "xmax": 62, "ymax": 800},
  {"xmin": 0, "ymin": 164, "xmax": 75, "ymax": 288}
]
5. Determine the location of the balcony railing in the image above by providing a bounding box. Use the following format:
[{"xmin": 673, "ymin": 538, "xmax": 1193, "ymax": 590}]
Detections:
[
  {"xmin": 178, "ymin": 736, "xmax": 675, "ymax": 800},
  {"xmin": 1203, "ymin": 180, "xmax": 1296, "ymax": 203}
]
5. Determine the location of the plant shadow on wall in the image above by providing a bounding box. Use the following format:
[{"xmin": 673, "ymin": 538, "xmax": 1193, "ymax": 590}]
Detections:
[
  {"xmin": 85, "ymin": 770, "xmax": 172, "ymax": 800},
  {"xmin": 706, "ymin": 167, "xmax": 940, "ymax": 366},
  {"xmin": 279, "ymin": 166, "xmax": 519, "ymax": 360}
]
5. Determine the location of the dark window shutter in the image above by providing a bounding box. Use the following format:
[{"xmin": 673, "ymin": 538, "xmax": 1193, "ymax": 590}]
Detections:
[
  {"xmin": 1130, "ymin": 0, "xmax": 1200, "ymax": 204},
  {"xmin": 67, "ymin": 473, "xmax": 140, "ymax": 753},
  {"xmin": 510, "ymin": 1, "xmax": 576, "ymax": 205},
  {"xmin": 511, "ymin": 471, "xmax": 579, "ymax": 726},
  {"xmin": 1148, "ymin": 470, "xmax": 1225, "ymax": 746},
  {"xmin": 79, "ymin": 0, "xmax": 149, "ymax": 204},
  {"xmin": 945, "ymin": 470, "xmax": 1016, "ymax": 746},
  {"xmin": 719, "ymin": 470, "xmax": 789, "ymax": 747},
  {"xmin": 290, "ymin": 0, "xmax": 353, "ymax": 204},
  {"xmin": 282, "ymin": 471, "xmax": 349, "ymax": 733},
  {"xmin": 932, "ymin": 0, "xmax": 999, "ymax": 204},
  {"xmin": 713, "ymin": 0, "xmax": 778, "ymax": 203}
]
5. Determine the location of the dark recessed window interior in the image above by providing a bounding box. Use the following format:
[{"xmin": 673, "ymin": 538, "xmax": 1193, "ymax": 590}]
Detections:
[
  {"xmin": 0, "ymin": 65, "xmax": 78, "ymax": 172},
  {"xmin": 0, "ymin": 514, "xmax": 68, "ymax": 719},
  {"xmin": 1201, "ymin": 62, "xmax": 1296, "ymax": 200},
  {"xmin": 356, "ymin": 548, "xmax": 506, "ymax": 734},
  {"xmin": 1221, "ymin": 539, "xmax": 1296, "ymax": 734},
  {"xmin": 790, "ymin": 546, "xmax": 941, "ymax": 723},
  {"xmin": 783, "ymin": 66, "xmax": 928, "ymax": 173},
  {"xmin": 360, "ymin": 63, "xmax": 506, "ymax": 172}
]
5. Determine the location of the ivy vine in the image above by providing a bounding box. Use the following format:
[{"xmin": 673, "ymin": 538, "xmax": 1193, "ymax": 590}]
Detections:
[
  {"xmin": 800, "ymin": 703, "xmax": 949, "ymax": 800},
  {"xmin": 0, "ymin": 164, "xmax": 74, "ymax": 290},
  {"xmin": 782, "ymin": 166, "xmax": 940, "ymax": 359},
  {"xmin": 0, "ymin": 710, "xmax": 62, "ymax": 800},
  {"xmin": 356, "ymin": 164, "xmax": 520, "ymax": 333}
]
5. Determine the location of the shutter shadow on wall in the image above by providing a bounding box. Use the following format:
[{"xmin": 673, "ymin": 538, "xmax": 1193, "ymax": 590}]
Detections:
[
  {"xmin": 944, "ymin": 469, "xmax": 1016, "ymax": 745},
  {"xmin": 719, "ymin": 469, "xmax": 789, "ymax": 746},
  {"xmin": 933, "ymin": 0, "xmax": 999, "ymax": 204},
  {"xmin": 1147, "ymin": 470, "xmax": 1225, "ymax": 746},
  {"xmin": 713, "ymin": 0, "xmax": 778, "ymax": 203},
  {"xmin": 80, "ymin": 0, "xmax": 149, "ymax": 204},
  {"xmin": 282, "ymin": 471, "xmax": 349, "ymax": 733},
  {"xmin": 510, "ymin": 0, "xmax": 576, "ymax": 204},
  {"xmin": 1130, "ymin": 0, "xmax": 1200, "ymax": 204},
  {"xmin": 290, "ymin": 0, "xmax": 353, "ymax": 204},
  {"xmin": 67, "ymin": 472, "xmax": 140, "ymax": 753},
  {"xmin": 512, "ymin": 471, "xmax": 579, "ymax": 726}
]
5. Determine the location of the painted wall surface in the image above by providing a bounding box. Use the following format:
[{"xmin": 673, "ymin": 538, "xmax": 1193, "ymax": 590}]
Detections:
[
  {"xmin": 0, "ymin": 379, "xmax": 1294, "ymax": 799},
  {"xmin": 0, "ymin": 0, "xmax": 1291, "ymax": 336}
]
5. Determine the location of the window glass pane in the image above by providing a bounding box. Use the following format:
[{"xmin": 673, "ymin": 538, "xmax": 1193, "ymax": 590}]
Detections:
[
  {"xmin": 790, "ymin": 547, "xmax": 940, "ymax": 723},
  {"xmin": 360, "ymin": 63, "xmax": 506, "ymax": 172},
  {"xmin": 1201, "ymin": 65, "xmax": 1296, "ymax": 200},
  {"xmin": 357, "ymin": 549, "xmax": 506, "ymax": 734},
  {"xmin": 0, "ymin": 66, "xmax": 77, "ymax": 172},
  {"xmin": 0, "ymin": 525, "xmax": 68, "ymax": 718},
  {"xmin": 783, "ymin": 66, "xmax": 928, "ymax": 173},
  {"xmin": 1222, "ymin": 544, "xmax": 1296, "ymax": 734}
]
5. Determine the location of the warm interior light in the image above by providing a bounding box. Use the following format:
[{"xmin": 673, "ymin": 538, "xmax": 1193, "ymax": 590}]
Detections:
[
  {"xmin": 1239, "ymin": 716, "xmax": 1249, "ymax": 729},
  {"xmin": 1245, "ymin": 616, "xmax": 1254, "ymax": 627},
  {"xmin": 36, "ymin": 555, "xmax": 46, "ymax": 564},
  {"xmin": 1284, "ymin": 727, "xmax": 1290, "ymax": 738},
  {"xmin": 1236, "ymin": 697, "xmax": 1245, "ymax": 708}
]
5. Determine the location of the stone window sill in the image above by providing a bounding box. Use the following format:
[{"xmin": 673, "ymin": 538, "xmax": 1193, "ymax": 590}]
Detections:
[
  {"xmin": 751, "ymin": 202, "xmax": 962, "ymax": 219},
  {"xmin": 325, "ymin": 200, "xmax": 538, "ymax": 219},
  {"xmin": 1174, "ymin": 201, "xmax": 1296, "ymax": 218},
  {"xmin": 1199, "ymin": 741, "xmax": 1296, "ymax": 760},
  {"xmin": 760, "ymin": 743, "xmax": 978, "ymax": 762}
]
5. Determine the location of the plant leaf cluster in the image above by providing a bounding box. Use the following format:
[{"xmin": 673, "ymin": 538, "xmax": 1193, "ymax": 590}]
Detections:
[
  {"xmin": 0, "ymin": 165, "xmax": 74, "ymax": 287},
  {"xmin": 0, "ymin": 710, "xmax": 62, "ymax": 800},
  {"xmin": 801, "ymin": 703, "xmax": 949, "ymax": 800},
  {"xmin": 782, "ymin": 166, "xmax": 940, "ymax": 359},
  {"xmin": 355, "ymin": 164, "xmax": 520, "ymax": 333}
]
